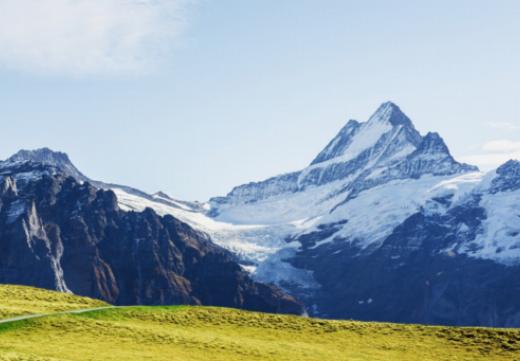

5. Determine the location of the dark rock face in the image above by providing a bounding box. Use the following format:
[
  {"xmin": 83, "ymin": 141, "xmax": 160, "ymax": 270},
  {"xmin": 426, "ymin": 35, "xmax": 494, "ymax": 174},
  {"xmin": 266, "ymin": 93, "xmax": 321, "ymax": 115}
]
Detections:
[
  {"xmin": 0, "ymin": 170, "xmax": 303, "ymax": 314},
  {"xmin": 491, "ymin": 160, "xmax": 520, "ymax": 194},
  {"xmin": 290, "ymin": 196, "xmax": 520, "ymax": 327}
]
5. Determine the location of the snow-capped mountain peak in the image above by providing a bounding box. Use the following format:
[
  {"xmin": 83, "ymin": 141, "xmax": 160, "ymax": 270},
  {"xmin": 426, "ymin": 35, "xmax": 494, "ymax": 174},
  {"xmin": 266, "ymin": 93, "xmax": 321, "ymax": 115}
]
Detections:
[
  {"xmin": 9, "ymin": 147, "xmax": 70, "ymax": 165},
  {"xmin": 417, "ymin": 132, "xmax": 449, "ymax": 152},
  {"xmin": 311, "ymin": 102, "xmax": 421, "ymax": 166},
  {"xmin": 490, "ymin": 159, "xmax": 520, "ymax": 194},
  {"xmin": 211, "ymin": 102, "xmax": 476, "ymax": 213},
  {"xmin": 404, "ymin": 131, "xmax": 462, "ymax": 169},
  {"xmin": 367, "ymin": 101, "xmax": 415, "ymax": 128},
  {"xmin": 5, "ymin": 148, "xmax": 87, "ymax": 181},
  {"xmin": 2, "ymin": 104, "xmax": 520, "ymax": 326}
]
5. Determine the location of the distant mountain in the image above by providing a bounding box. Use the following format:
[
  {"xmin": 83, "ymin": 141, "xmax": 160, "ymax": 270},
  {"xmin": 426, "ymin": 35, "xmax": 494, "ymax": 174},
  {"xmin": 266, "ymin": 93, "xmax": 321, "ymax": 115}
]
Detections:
[
  {"xmin": 204, "ymin": 102, "xmax": 520, "ymax": 327},
  {"xmin": 210, "ymin": 102, "xmax": 476, "ymax": 218},
  {"xmin": 6, "ymin": 147, "xmax": 88, "ymax": 181},
  {"xmin": 3, "ymin": 102, "xmax": 519, "ymax": 327},
  {"xmin": 0, "ymin": 153, "xmax": 302, "ymax": 314}
]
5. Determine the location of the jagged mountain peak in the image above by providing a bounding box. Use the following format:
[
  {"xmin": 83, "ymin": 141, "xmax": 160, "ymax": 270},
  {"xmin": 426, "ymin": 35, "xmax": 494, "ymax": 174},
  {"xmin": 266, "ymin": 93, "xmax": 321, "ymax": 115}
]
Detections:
[
  {"xmin": 410, "ymin": 132, "xmax": 479, "ymax": 173},
  {"xmin": 367, "ymin": 101, "xmax": 415, "ymax": 128},
  {"xmin": 215, "ymin": 102, "xmax": 479, "ymax": 213},
  {"xmin": 416, "ymin": 132, "xmax": 450, "ymax": 154},
  {"xmin": 497, "ymin": 159, "xmax": 520, "ymax": 173},
  {"xmin": 490, "ymin": 159, "xmax": 520, "ymax": 193},
  {"xmin": 4, "ymin": 147, "xmax": 87, "ymax": 181},
  {"xmin": 311, "ymin": 102, "xmax": 420, "ymax": 166}
]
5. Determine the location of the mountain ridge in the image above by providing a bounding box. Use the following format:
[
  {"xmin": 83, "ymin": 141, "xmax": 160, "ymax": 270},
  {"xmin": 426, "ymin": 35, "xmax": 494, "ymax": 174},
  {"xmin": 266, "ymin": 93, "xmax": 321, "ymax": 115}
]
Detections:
[
  {"xmin": 2, "ymin": 101, "xmax": 520, "ymax": 326},
  {"xmin": 210, "ymin": 102, "xmax": 477, "ymax": 218},
  {"xmin": 0, "ymin": 155, "xmax": 303, "ymax": 314}
]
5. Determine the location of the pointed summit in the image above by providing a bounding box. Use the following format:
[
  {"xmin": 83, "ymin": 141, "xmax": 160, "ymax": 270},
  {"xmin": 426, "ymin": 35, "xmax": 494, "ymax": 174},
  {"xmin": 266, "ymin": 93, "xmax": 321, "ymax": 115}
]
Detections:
[
  {"xmin": 311, "ymin": 102, "xmax": 419, "ymax": 166},
  {"xmin": 367, "ymin": 101, "xmax": 415, "ymax": 128},
  {"xmin": 411, "ymin": 131, "xmax": 477, "ymax": 174},
  {"xmin": 415, "ymin": 132, "xmax": 451, "ymax": 155}
]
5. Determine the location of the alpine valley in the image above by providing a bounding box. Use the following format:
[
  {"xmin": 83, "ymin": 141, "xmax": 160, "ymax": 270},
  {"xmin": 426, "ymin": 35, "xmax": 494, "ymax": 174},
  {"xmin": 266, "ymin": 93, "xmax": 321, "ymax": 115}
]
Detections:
[{"xmin": 2, "ymin": 102, "xmax": 520, "ymax": 327}]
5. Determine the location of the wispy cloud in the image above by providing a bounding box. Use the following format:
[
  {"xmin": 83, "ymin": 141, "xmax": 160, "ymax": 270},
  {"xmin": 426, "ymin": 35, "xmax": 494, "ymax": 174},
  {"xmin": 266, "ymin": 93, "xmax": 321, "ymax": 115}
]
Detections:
[
  {"xmin": 486, "ymin": 121, "xmax": 520, "ymax": 131},
  {"xmin": 460, "ymin": 139, "xmax": 520, "ymax": 170},
  {"xmin": 0, "ymin": 0, "xmax": 188, "ymax": 76},
  {"xmin": 482, "ymin": 139, "xmax": 520, "ymax": 153}
]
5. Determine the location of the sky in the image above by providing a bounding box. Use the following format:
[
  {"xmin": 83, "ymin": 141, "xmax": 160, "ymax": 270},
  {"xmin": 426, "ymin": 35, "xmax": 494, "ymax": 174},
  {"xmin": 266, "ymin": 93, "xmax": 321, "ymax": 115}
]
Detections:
[{"xmin": 0, "ymin": 0, "xmax": 519, "ymax": 201}]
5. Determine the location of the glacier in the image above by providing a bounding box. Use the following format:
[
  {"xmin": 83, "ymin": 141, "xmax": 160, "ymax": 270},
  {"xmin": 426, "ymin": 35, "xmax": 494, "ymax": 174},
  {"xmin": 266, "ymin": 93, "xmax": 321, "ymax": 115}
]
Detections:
[{"xmin": 3, "ymin": 102, "xmax": 520, "ymax": 325}]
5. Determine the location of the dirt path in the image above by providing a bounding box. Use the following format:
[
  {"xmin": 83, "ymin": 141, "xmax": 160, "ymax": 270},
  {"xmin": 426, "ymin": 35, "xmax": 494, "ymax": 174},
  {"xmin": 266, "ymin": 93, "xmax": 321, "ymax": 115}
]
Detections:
[{"xmin": 0, "ymin": 306, "xmax": 115, "ymax": 325}]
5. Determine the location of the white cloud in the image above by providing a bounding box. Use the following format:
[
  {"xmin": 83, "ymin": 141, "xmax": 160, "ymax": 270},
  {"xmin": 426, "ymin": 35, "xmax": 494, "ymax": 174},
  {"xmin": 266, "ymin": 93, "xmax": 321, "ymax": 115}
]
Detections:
[
  {"xmin": 0, "ymin": 0, "xmax": 188, "ymax": 76},
  {"xmin": 486, "ymin": 122, "xmax": 520, "ymax": 131},
  {"xmin": 460, "ymin": 139, "xmax": 520, "ymax": 170},
  {"xmin": 482, "ymin": 139, "xmax": 520, "ymax": 153}
]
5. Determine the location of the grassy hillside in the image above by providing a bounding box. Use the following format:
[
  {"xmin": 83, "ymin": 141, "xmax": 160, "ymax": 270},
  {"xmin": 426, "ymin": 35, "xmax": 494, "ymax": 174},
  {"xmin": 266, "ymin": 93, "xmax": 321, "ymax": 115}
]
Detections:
[
  {"xmin": 0, "ymin": 285, "xmax": 108, "ymax": 319},
  {"xmin": 0, "ymin": 285, "xmax": 519, "ymax": 361}
]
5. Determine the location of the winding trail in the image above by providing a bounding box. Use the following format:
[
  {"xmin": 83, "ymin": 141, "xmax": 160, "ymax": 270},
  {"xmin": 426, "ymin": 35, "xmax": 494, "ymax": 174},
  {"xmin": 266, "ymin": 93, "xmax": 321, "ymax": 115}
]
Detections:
[{"xmin": 0, "ymin": 306, "xmax": 115, "ymax": 325}]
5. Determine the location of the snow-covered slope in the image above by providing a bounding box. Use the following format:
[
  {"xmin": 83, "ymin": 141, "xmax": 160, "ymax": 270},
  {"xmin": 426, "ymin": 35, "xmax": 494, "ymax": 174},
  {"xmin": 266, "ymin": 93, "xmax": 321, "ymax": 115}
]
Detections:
[
  {"xmin": 3, "ymin": 102, "xmax": 520, "ymax": 326},
  {"xmin": 198, "ymin": 103, "xmax": 520, "ymax": 321},
  {"xmin": 210, "ymin": 102, "xmax": 476, "ymax": 220},
  {"xmin": 4, "ymin": 104, "xmax": 516, "ymax": 277},
  {"xmin": 205, "ymin": 102, "xmax": 477, "ymax": 259},
  {"xmin": 458, "ymin": 160, "xmax": 520, "ymax": 264}
]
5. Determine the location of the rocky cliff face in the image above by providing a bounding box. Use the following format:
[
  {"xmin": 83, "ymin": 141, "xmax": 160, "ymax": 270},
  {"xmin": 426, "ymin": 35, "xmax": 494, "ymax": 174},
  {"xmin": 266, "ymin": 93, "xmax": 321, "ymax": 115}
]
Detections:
[
  {"xmin": 490, "ymin": 160, "xmax": 520, "ymax": 194},
  {"xmin": 0, "ymin": 162, "xmax": 303, "ymax": 314}
]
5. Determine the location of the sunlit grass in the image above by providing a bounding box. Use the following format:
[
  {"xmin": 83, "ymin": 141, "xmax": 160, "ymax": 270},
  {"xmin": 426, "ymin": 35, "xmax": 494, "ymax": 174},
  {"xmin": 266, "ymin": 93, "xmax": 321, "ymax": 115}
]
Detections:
[
  {"xmin": 0, "ymin": 285, "xmax": 519, "ymax": 360},
  {"xmin": 0, "ymin": 285, "xmax": 107, "ymax": 320}
]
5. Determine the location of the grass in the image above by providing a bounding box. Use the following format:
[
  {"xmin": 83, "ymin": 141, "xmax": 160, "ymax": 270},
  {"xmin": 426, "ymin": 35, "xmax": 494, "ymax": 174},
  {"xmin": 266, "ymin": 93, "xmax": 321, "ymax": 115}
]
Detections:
[
  {"xmin": 0, "ymin": 285, "xmax": 108, "ymax": 320},
  {"xmin": 0, "ymin": 285, "xmax": 519, "ymax": 360}
]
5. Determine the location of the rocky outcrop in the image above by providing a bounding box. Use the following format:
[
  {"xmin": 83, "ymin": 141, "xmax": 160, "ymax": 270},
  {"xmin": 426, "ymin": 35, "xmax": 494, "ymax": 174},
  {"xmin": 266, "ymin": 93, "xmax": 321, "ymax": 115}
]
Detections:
[
  {"xmin": 0, "ymin": 169, "xmax": 303, "ymax": 314},
  {"xmin": 490, "ymin": 160, "xmax": 520, "ymax": 194},
  {"xmin": 7, "ymin": 148, "xmax": 88, "ymax": 181}
]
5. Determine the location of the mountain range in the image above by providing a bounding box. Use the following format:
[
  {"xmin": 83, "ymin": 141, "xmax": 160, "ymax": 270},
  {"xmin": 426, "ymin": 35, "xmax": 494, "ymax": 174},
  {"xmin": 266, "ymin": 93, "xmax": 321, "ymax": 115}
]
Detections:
[
  {"xmin": 0, "ymin": 151, "xmax": 302, "ymax": 314},
  {"xmin": 1, "ymin": 102, "xmax": 519, "ymax": 326}
]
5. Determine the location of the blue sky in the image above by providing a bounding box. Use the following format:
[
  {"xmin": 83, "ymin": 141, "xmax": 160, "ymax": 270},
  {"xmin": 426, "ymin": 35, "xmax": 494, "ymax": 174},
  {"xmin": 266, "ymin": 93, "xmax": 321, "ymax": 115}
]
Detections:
[{"xmin": 0, "ymin": 0, "xmax": 519, "ymax": 200}]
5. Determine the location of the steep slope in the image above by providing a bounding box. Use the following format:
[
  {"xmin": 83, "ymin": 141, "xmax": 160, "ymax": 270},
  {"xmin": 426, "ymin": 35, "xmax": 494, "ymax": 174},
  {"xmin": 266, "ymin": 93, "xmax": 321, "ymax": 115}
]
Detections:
[
  {"xmin": 0, "ymin": 161, "xmax": 302, "ymax": 314},
  {"xmin": 81, "ymin": 102, "xmax": 519, "ymax": 326},
  {"xmin": 200, "ymin": 102, "xmax": 520, "ymax": 326},
  {"xmin": 205, "ymin": 103, "xmax": 479, "ymax": 274},
  {"xmin": 4, "ymin": 102, "xmax": 519, "ymax": 327},
  {"xmin": 289, "ymin": 162, "xmax": 520, "ymax": 325}
]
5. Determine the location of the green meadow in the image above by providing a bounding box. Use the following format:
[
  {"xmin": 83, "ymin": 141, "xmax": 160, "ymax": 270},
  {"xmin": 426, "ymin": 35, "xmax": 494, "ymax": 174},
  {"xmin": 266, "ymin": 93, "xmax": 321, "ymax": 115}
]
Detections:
[{"xmin": 0, "ymin": 285, "xmax": 519, "ymax": 361}]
